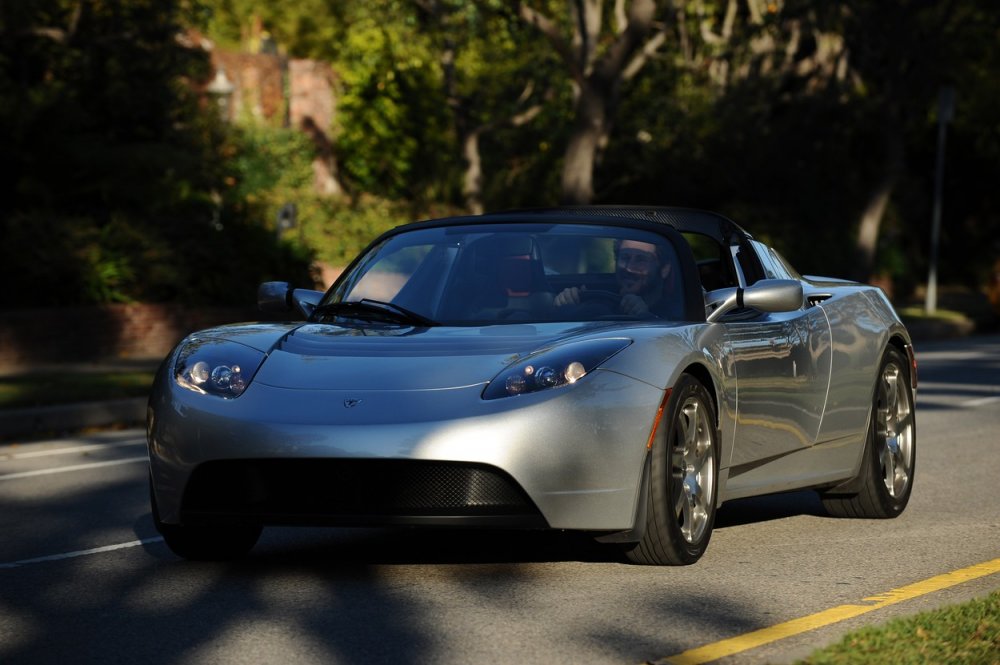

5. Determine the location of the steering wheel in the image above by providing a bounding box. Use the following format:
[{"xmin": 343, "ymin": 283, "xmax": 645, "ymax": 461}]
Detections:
[{"xmin": 579, "ymin": 289, "xmax": 621, "ymax": 309}]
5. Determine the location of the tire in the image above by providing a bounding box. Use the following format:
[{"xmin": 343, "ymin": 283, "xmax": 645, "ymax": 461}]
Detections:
[
  {"xmin": 625, "ymin": 375, "xmax": 719, "ymax": 565},
  {"xmin": 820, "ymin": 346, "xmax": 916, "ymax": 518},
  {"xmin": 150, "ymin": 477, "xmax": 261, "ymax": 561}
]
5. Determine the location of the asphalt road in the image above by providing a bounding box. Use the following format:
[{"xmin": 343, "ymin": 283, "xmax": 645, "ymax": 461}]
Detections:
[{"xmin": 1, "ymin": 335, "xmax": 998, "ymax": 665}]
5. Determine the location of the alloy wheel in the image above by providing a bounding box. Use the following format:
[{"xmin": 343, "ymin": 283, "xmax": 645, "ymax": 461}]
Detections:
[{"xmin": 671, "ymin": 396, "xmax": 716, "ymax": 544}]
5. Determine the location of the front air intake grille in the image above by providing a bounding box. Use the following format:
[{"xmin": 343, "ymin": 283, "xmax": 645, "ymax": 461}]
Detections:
[{"xmin": 180, "ymin": 459, "xmax": 545, "ymax": 526}]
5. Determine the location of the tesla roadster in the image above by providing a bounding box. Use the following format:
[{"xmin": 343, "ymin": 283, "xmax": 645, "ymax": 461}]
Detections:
[{"xmin": 147, "ymin": 207, "xmax": 916, "ymax": 564}]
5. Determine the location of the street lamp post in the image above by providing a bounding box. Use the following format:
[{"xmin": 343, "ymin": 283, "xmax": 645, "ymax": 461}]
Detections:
[{"xmin": 926, "ymin": 87, "xmax": 956, "ymax": 315}]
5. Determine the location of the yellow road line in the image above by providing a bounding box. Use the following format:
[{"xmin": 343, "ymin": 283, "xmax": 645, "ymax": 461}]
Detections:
[{"xmin": 655, "ymin": 557, "xmax": 1000, "ymax": 665}]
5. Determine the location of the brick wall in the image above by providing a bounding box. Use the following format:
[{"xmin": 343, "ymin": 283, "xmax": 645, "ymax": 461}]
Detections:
[
  {"xmin": 289, "ymin": 58, "xmax": 342, "ymax": 196},
  {"xmin": 211, "ymin": 50, "xmax": 285, "ymax": 123},
  {"xmin": 289, "ymin": 59, "xmax": 336, "ymax": 131},
  {"xmin": 0, "ymin": 304, "xmax": 261, "ymax": 370},
  {"xmin": 205, "ymin": 50, "xmax": 342, "ymax": 196}
]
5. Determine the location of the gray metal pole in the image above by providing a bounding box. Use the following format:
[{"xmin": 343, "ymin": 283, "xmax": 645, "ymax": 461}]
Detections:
[{"xmin": 926, "ymin": 87, "xmax": 955, "ymax": 315}]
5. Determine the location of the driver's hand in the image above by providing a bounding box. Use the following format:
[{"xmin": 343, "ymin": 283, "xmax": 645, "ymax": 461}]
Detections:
[
  {"xmin": 621, "ymin": 294, "xmax": 650, "ymax": 316},
  {"xmin": 554, "ymin": 286, "xmax": 584, "ymax": 307}
]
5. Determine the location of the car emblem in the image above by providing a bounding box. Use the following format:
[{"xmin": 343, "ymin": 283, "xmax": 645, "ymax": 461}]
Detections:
[{"xmin": 343, "ymin": 399, "xmax": 362, "ymax": 408}]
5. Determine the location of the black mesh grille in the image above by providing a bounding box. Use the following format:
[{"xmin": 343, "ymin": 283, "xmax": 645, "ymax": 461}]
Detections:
[{"xmin": 181, "ymin": 459, "xmax": 543, "ymax": 525}]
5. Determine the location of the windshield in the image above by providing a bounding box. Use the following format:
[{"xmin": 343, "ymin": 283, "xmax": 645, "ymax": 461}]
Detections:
[{"xmin": 319, "ymin": 223, "xmax": 686, "ymax": 326}]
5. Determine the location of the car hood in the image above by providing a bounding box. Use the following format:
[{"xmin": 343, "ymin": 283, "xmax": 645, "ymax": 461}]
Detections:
[{"xmin": 239, "ymin": 321, "xmax": 633, "ymax": 391}]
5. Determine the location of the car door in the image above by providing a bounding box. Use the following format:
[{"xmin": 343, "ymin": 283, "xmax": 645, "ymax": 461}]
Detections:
[{"xmin": 724, "ymin": 241, "xmax": 832, "ymax": 469}]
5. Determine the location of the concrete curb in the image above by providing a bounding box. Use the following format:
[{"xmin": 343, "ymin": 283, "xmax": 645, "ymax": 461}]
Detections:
[{"xmin": 0, "ymin": 398, "xmax": 147, "ymax": 440}]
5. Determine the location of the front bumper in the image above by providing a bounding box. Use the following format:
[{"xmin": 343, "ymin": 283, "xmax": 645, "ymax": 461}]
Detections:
[{"xmin": 148, "ymin": 368, "xmax": 664, "ymax": 531}]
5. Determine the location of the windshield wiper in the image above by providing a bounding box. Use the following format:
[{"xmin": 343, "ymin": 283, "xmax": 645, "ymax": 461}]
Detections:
[{"xmin": 312, "ymin": 299, "xmax": 439, "ymax": 327}]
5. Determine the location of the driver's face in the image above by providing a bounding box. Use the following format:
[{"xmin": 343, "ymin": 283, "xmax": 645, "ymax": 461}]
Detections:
[{"xmin": 617, "ymin": 240, "xmax": 667, "ymax": 296}]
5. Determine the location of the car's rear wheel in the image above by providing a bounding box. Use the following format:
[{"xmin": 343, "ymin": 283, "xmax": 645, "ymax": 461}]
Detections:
[
  {"xmin": 820, "ymin": 346, "xmax": 916, "ymax": 518},
  {"xmin": 150, "ymin": 477, "xmax": 261, "ymax": 561},
  {"xmin": 625, "ymin": 375, "xmax": 719, "ymax": 565}
]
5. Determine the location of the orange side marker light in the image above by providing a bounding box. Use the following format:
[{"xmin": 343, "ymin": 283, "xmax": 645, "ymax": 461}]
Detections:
[{"xmin": 646, "ymin": 388, "xmax": 672, "ymax": 450}]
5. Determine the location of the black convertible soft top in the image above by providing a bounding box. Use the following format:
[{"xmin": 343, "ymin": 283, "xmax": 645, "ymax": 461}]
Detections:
[{"xmin": 487, "ymin": 205, "xmax": 752, "ymax": 246}]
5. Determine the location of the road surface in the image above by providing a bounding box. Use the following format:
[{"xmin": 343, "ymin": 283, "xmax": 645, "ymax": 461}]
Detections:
[{"xmin": 1, "ymin": 336, "xmax": 998, "ymax": 664}]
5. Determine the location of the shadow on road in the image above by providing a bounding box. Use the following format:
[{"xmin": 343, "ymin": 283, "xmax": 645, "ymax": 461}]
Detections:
[
  {"xmin": 715, "ymin": 490, "xmax": 827, "ymax": 529},
  {"xmin": 140, "ymin": 490, "xmax": 834, "ymax": 571},
  {"xmin": 143, "ymin": 524, "xmax": 624, "ymax": 566},
  {"xmin": 3, "ymin": 470, "xmax": 839, "ymax": 665}
]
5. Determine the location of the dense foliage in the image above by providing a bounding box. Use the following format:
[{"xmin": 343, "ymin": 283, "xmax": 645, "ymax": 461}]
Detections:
[
  {"xmin": 3, "ymin": 0, "xmax": 999, "ymax": 307},
  {"xmin": 0, "ymin": 0, "xmax": 312, "ymax": 307}
]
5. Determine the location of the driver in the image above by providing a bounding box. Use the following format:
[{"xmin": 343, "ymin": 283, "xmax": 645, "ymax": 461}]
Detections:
[{"xmin": 553, "ymin": 239, "xmax": 673, "ymax": 317}]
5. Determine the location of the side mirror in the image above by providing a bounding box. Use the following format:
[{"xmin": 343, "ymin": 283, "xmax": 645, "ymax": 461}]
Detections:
[
  {"xmin": 258, "ymin": 281, "xmax": 293, "ymax": 313},
  {"xmin": 706, "ymin": 279, "xmax": 804, "ymax": 323},
  {"xmin": 258, "ymin": 282, "xmax": 323, "ymax": 319}
]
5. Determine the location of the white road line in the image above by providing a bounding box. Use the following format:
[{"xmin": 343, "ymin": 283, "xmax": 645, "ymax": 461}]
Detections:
[
  {"xmin": 917, "ymin": 351, "xmax": 989, "ymax": 361},
  {"xmin": 0, "ymin": 537, "xmax": 164, "ymax": 569},
  {"xmin": 0, "ymin": 456, "xmax": 148, "ymax": 480},
  {"xmin": 962, "ymin": 395, "xmax": 1000, "ymax": 408},
  {"xmin": 1, "ymin": 439, "xmax": 145, "ymax": 460}
]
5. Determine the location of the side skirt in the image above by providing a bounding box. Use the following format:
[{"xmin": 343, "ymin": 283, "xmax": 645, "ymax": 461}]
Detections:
[{"xmin": 720, "ymin": 432, "xmax": 865, "ymax": 502}]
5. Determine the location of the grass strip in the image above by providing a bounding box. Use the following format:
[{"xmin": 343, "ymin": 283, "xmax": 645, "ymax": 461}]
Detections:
[
  {"xmin": 898, "ymin": 306, "xmax": 971, "ymax": 323},
  {"xmin": 797, "ymin": 590, "xmax": 1000, "ymax": 665},
  {"xmin": 0, "ymin": 372, "xmax": 155, "ymax": 409}
]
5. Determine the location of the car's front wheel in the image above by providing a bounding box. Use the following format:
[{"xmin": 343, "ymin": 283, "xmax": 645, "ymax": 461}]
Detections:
[
  {"xmin": 820, "ymin": 346, "xmax": 916, "ymax": 518},
  {"xmin": 625, "ymin": 375, "xmax": 719, "ymax": 565},
  {"xmin": 150, "ymin": 477, "xmax": 261, "ymax": 561}
]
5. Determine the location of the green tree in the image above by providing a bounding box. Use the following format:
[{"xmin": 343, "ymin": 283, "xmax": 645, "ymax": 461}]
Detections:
[
  {"xmin": 207, "ymin": 1, "xmax": 454, "ymax": 202},
  {"xmin": 0, "ymin": 0, "xmax": 312, "ymax": 306},
  {"xmin": 516, "ymin": 0, "xmax": 669, "ymax": 204}
]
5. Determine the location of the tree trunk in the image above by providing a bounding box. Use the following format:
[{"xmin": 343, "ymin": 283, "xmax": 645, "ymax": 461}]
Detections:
[
  {"xmin": 561, "ymin": 82, "xmax": 608, "ymax": 204},
  {"xmin": 854, "ymin": 119, "xmax": 904, "ymax": 282},
  {"xmin": 462, "ymin": 128, "xmax": 485, "ymax": 214},
  {"xmin": 520, "ymin": 0, "xmax": 658, "ymax": 206},
  {"xmin": 855, "ymin": 181, "xmax": 893, "ymax": 281}
]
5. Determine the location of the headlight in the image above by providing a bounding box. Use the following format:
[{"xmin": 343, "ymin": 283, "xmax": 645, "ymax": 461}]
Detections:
[
  {"xmin": 483, "ymin": 338, "xmax": 631, "ymax": 400},
  {"xmin": 173, "ymin": 337, "xmax": 266, "ymax": 398}
]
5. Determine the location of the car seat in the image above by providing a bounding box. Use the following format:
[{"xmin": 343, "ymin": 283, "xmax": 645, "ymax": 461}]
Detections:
[{"xmin": 465, "ymin": 235, "xmax": 552, "ymax": 320}]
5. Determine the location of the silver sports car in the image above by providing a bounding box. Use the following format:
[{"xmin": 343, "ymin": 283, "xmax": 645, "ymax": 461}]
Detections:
[{"xmin": 147, "ymin": 207, "xmax": 916, "ymax": 564}]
